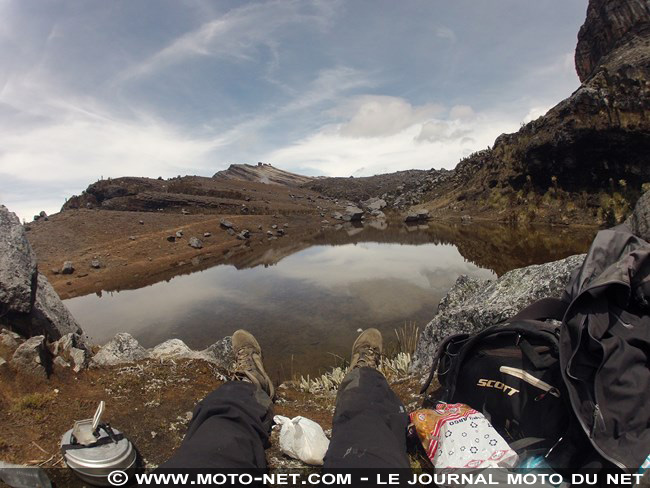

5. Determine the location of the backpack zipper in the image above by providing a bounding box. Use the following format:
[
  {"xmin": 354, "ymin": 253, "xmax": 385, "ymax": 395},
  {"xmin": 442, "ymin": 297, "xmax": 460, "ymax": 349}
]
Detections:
[
  {"xmin": 499, "ymin": 366, "xmax": 561, "ymax": 398},
  {"xmin": 590, "ymin": 404, "xmax": 601, "ymax": 438}
]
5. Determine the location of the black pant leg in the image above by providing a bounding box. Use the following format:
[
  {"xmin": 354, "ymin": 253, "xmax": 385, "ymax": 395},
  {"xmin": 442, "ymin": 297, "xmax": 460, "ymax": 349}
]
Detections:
[
  {"xmin": 160, "ymin": 381, "xmax": 273, "ymax": 469},
  {"xmin": 324, "ymin": 367, "xmax": 410, "ymax": 469}
]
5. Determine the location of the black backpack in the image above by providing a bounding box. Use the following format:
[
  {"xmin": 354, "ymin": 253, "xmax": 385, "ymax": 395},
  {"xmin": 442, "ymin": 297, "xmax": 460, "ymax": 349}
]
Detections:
[
  {"xmin": 420, "ymin": 298, "xmax": 571, "ymax": 454},
  {"xmin": 421, "ymin": 225, "xmax": 650, "ymax": 470}
]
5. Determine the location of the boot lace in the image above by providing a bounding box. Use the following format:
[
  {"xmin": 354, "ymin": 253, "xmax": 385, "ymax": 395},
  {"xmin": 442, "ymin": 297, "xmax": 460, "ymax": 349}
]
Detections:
[
  {"xmin": 355, "ymin": 345, "xmax": 380, "ymax": 368},
  {"xmin": 235, "ymin": 345, "xmax": 257, "ymax": 374}
]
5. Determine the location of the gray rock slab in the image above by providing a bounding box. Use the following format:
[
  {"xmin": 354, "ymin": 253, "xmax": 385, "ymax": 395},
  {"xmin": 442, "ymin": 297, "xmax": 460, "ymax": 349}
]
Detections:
[
  {"xmin": 0, "ymin": 329, "xmax": 22, "ymax": 350},
  {"xmin": 91, "ymin": 332, "xmax": 147, "ymax": 366},
  {"xmin": 625, "ymin": 190, "xmax": 650, "ymax": 241},
  {"xmin": 0, "ymin": 206, "xmax": 37, "ymax": 314},
  {"xmin": 11, "ymin": 335, "xmax": 49, "ymax": 378},
  {"xmin": 149, "ymin": 339, "xmax": 194, "ymax": 360},
  {"xmin": 412, "ymin": 254, "xmax": 585, "ymax": 372},
  {"xmin": 31, "ymin": 274, "xmax": 84, "ymax": 341},
  {"xmin": 201, "ymin": 336, "xmax": 233, "ymax": 370},
  {"xmin": 188, "ymin": 237, "xmax": 203, "ymax": 249},
  {"xmin": 70, "ymin": 347, "xmax": 88, "ymax": 372}
]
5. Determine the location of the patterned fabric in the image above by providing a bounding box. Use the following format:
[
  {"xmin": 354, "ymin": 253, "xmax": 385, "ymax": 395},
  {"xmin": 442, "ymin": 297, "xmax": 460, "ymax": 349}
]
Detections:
[{"xmin": 410, "ymin": 403, "xmax": 518, "ymax": 471}]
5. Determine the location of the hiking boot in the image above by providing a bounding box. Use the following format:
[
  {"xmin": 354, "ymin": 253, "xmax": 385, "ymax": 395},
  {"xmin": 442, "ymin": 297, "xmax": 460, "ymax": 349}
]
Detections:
[
  {"xmin": 349, "ymin": 328, "xmax": 382, "ymax": 370},
  {"xmin": 232, "ymin": 329, "xmax": 274, "ymax": 399}
]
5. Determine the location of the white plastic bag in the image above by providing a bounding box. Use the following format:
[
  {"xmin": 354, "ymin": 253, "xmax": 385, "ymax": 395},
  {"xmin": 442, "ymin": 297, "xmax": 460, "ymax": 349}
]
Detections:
[{"xmin": 273, "ymin": 415, "xmax": 330, "ymax": 466}]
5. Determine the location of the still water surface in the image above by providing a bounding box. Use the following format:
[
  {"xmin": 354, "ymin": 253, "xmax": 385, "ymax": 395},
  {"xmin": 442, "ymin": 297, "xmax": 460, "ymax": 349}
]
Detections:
[{"xmin": 65, "ymin": 221, "xmax": 595, "ymax": 378}]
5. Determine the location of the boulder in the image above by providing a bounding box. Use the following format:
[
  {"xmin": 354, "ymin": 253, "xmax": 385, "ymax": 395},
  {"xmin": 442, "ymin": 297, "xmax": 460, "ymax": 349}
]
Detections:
[
  {"xmin": 50, "ymin": 333, "xmax": 77, "ymax": 355},
  {"xmin": 50, "ymin": 332, "xmax": 88, "ymax": 372},
  {"xmin": 332, "ymin": 212, "xmax": 343, "ymax": 220},
  {"xmin": 166, "ymin": 235, "xmax": 176, "ymax": 242},
  {"xmin": 625, "ymin": 190, "xmax": 650, "ymax": 241},
  {"xmin": 404, "ymin": 213, "xmax": 419, "ymax": 222},
  {"xmin": 417, "ymin": 209, "xmax": 430, "ymax": 220},
  {"xmin": 91, "ymin": 333, "xmax": 147, "ymax": 367},
  {"xmin": 0, "ymin": 329, "xmax": 22, "ymax": 349},
  {"xmin": 175, "ymin": 231, "xmax": 183, "ymax": 238},
  {"xmin": 363, "ymin": 198, "xmax": 387, "ymax": 211},
  {"xmin": 188, "ymin": 237, "xmax": 203, "ymax": 249},
  {"xmin": 220, "ymin": 219, "xmax": 234, "ymax": 229},
  {"xmin": 345, "ymin": 206, "xmax": 364, "ymax": 221},
  {"xmin": 54, "ymin": 356, "xmax": 70, "ymax": 368},
  {"xmin": 203, "ymin": 232, "xmax": 211, "ymax": 238},
  {"xmin": 412, "ymin": 254, "xmax": 586, "ymax": 372},
  {"xmin": 1, "ymin": 206, "xmax": 86, "ymax": 342},
  {"xmin": 31, "ymin": 274, "xmax": 84, "ymax": 340},
  {"xmin": 202, "ymin": 336, "xmax": 233, "ymax": 370},
  {"xmin": 0, "ymin": 206, "xmax": 37, "ymax": 313},
  {"xmin": 91, "ymin": 259, "xmax": 101, "ymax": 269},
  {"xmin": 11, "ymin": 335, "xmax": 49, "ymax": 378},
  {"xmin": 149, "ymin": 339, "xmax": 194, "ymax": 360},
  {"xmin": 69, "ymin": 347, "xmax": 87, "ymax": 372}
]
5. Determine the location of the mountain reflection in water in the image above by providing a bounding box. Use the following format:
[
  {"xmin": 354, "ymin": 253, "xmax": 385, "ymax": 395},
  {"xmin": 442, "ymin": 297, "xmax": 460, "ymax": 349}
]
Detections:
[{"xmin": 65, "ymin": 221, "xmax": 595, "ymax": 378}]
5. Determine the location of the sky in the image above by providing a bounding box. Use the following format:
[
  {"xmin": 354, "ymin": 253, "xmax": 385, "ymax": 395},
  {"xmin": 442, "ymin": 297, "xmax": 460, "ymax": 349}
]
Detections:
[{"xmin": 0, "ymin": 0, "xmax": 589, "ymax": 221}]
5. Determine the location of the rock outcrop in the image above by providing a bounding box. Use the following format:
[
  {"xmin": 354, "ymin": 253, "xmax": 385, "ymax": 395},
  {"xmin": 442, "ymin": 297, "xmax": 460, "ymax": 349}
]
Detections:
[
  {"xmin": 50, "ymin": 333, "xmax": 89, "ymax": 372},
  {"xmin": 91, "ymin": 332, "xmax": 147, "ymax": 366},
  {"xmin": 410, "ymin": 0, "xmax": 650, "ymax": 225},
  {"xmin": 0, "ymin": 205, "xmax": 84, "ymax": 342},
  {"xmin": 625, "ymin": 189, "xmax": 650, "ymax": 241},
  {"xmin": 10, "ymin": 335, "xmax": 50, "ymax": 378},
  {"xmin": 91, "ymin": 333, "xmax": 234, "ymax": 370},
  {"xmin": 412, "ymin": 254, "xmax": 585, "ymax": 372},
  {"xmin": 0, "ymin": 206, "xmax": 37, "ymax": 314},
  {"xmin": 575, "ymin": 0, "xmax": 650, "ymax": 82},
  {"xmin": 213, "ymin": 163, "xmax": 314, "ymax": 186}
]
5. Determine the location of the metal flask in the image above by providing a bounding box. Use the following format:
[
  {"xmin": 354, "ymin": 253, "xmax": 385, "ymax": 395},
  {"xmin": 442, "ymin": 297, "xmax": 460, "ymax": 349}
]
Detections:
[{"xmin": 60, "ymin": 401, "xmax": 137, "ymax": 486}]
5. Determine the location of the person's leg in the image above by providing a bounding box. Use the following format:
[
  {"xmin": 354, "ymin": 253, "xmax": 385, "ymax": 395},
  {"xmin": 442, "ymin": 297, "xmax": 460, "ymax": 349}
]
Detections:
[
  {"xmin": 324, "ymin": 329, "xmax": 410, "ymax": 469},
  {"xmin": 160, "ymin": 330, "xmax": 275, "ymax": 469},
  {"xmin": 160, "ymin": 382, "xmax": 272, "ymax": 469}
]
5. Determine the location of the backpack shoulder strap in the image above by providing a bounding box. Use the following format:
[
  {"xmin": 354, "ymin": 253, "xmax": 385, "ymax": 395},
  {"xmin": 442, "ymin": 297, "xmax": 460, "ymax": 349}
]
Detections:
[
  {"xmin": 419, "ymin": 333, "xmax": 470, "ymax": 394},
  {"xmin": 508, "ymin": 297, "xmax": 568, "ymax": 323}
]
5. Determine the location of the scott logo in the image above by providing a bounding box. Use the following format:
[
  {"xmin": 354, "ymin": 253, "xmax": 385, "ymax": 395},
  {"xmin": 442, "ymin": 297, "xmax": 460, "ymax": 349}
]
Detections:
[{"xmin": 477, "ymin": 379, "xmax": 519, "ymax": 396}]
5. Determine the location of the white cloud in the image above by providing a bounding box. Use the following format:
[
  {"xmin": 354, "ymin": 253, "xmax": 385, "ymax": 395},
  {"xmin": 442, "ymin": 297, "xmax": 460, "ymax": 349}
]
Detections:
[
  {"xmin": 523, "ymin": 105, "xmax": 552, "ymax": 123},
  {"xmin": 337, "ymin": 95, "xmax": 443, "ymax": 138},
  {"xmin": 0, "ymin": 96, "xmax": 222, "ymax": 219},
  {"xmin": 449, "ymin": 104, "xmax": 475, "ymax": 120},
  {"xmin": 0, "ymin": 65, "xmax": 373, "ymax": 220},
  {"xmin": 265, "ymin": 106, "xmax": 522, "ymax": 177},
  {"xmin": 415, "ymin": 121, "xmax": 471, "ymax": 143}
]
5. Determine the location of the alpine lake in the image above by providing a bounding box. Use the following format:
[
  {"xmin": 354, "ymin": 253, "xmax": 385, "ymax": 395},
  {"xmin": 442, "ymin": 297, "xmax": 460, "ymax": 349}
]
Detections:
[{"xmin": 65, "ymin": 220, "xmax": 596, "ymax": 380}]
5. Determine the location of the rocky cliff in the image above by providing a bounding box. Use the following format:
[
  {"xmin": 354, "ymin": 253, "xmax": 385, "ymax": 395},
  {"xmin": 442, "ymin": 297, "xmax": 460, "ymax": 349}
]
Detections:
[
  {"xmin": 213, "ymin": 163, "xmax": 314, "ymax": 186},
  {"xmin": 575, "ymin": 0, "xmax": 650, "ymax": 82},
  {"xmin": 418, "ymin": 0, "xmax": 650, "ymax": 225}
]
